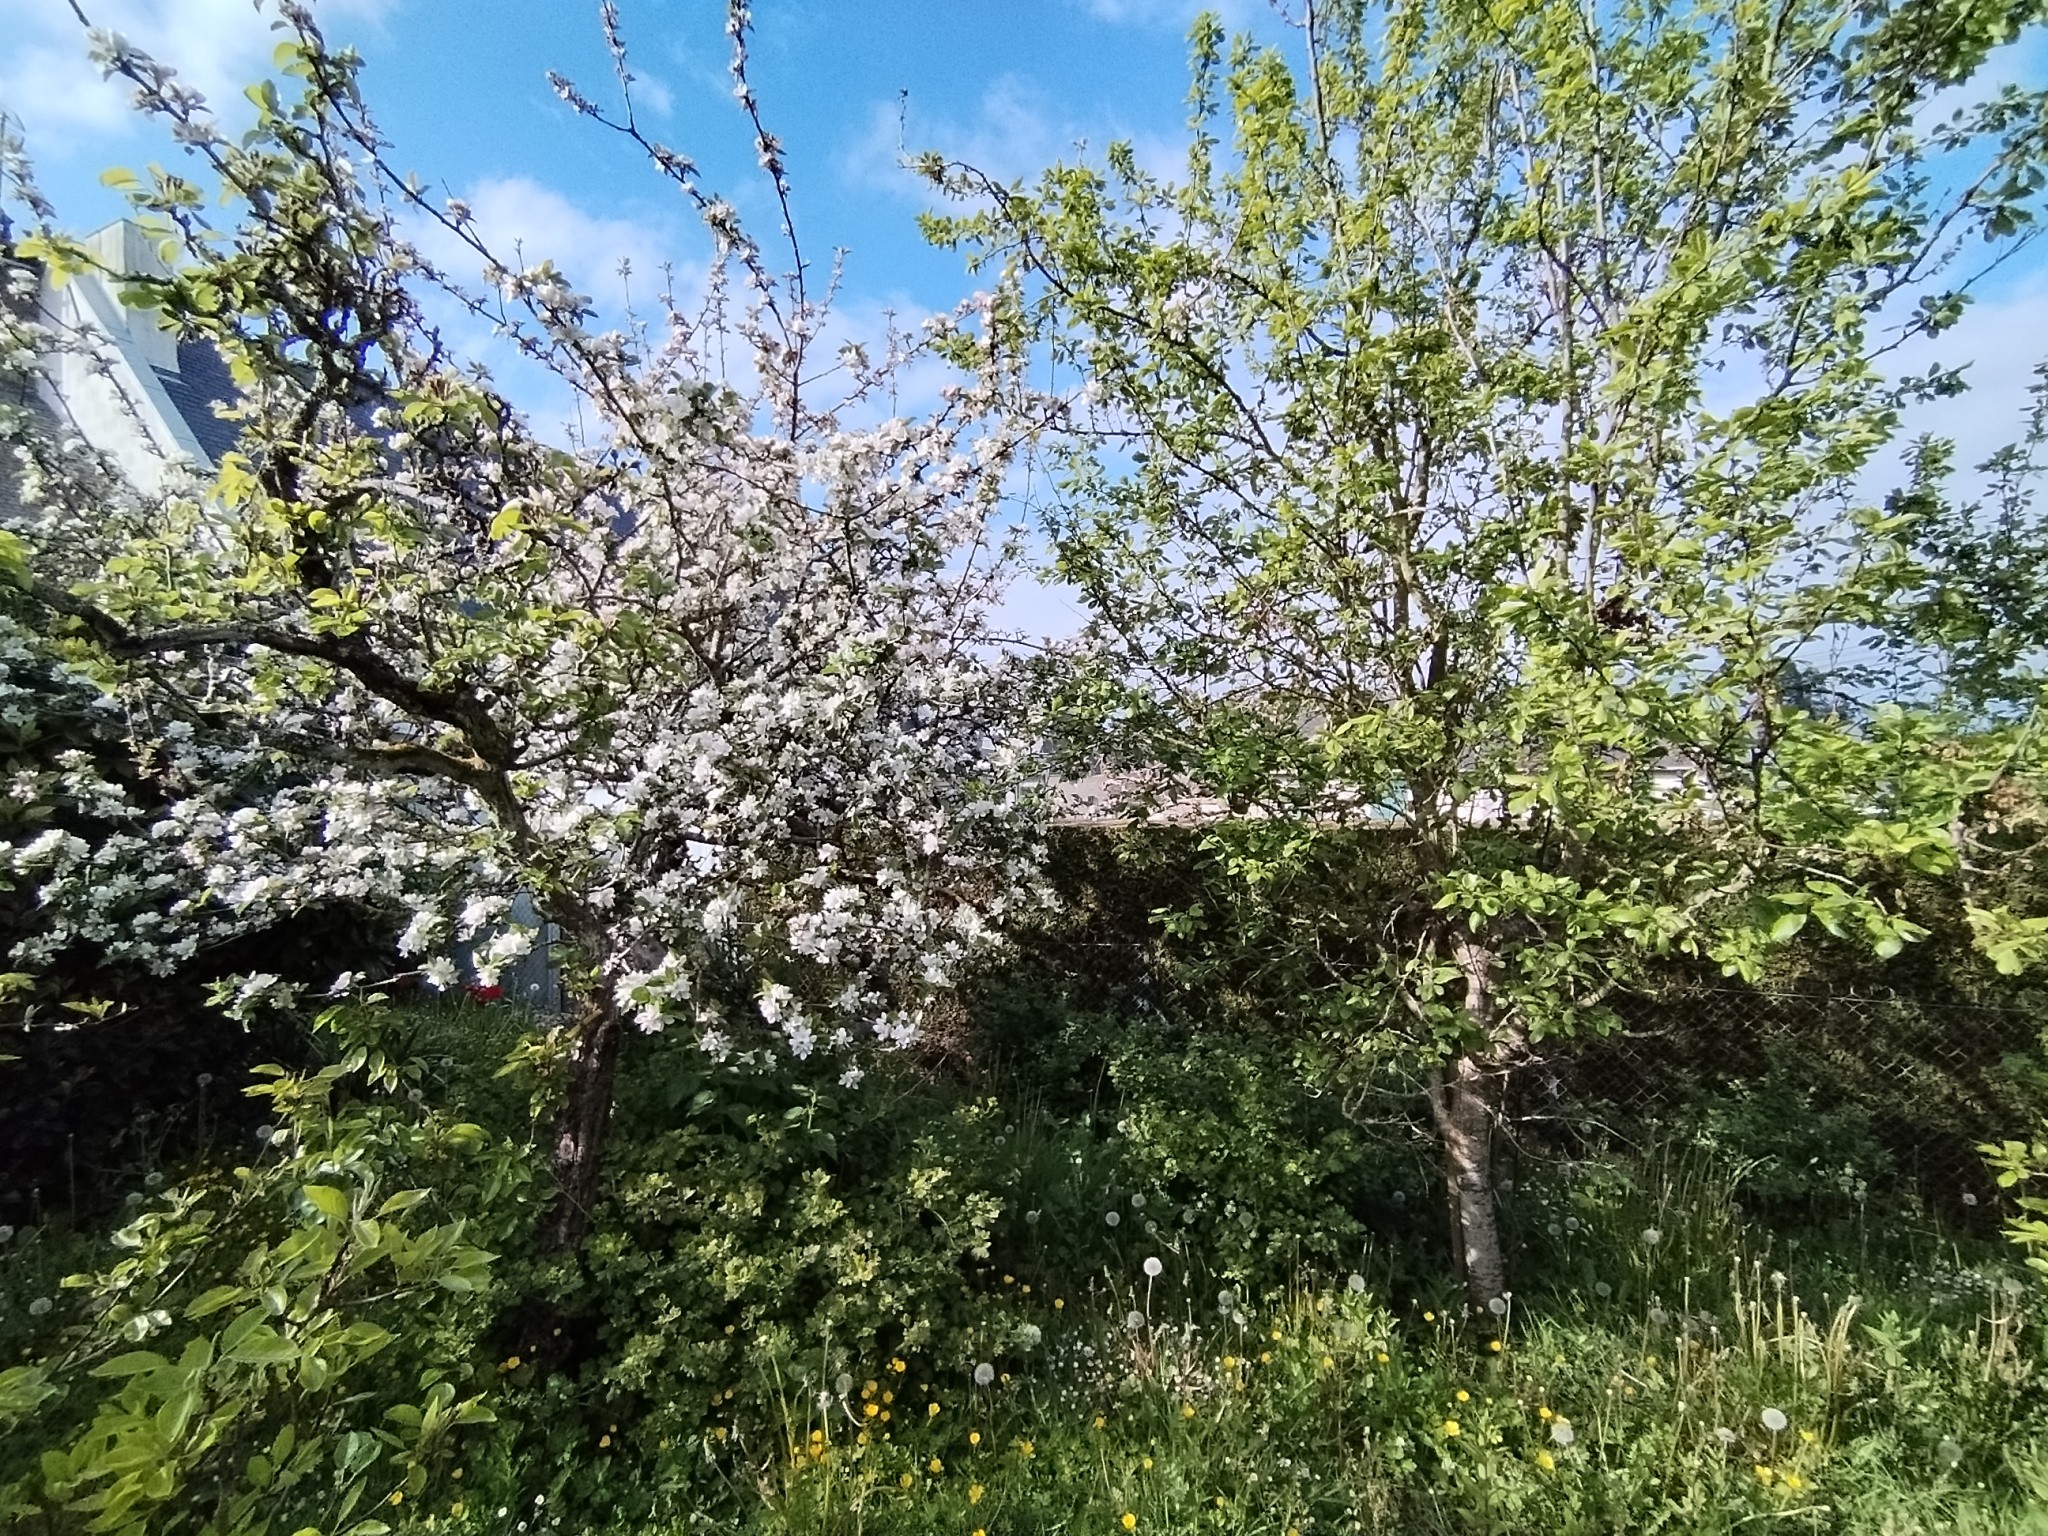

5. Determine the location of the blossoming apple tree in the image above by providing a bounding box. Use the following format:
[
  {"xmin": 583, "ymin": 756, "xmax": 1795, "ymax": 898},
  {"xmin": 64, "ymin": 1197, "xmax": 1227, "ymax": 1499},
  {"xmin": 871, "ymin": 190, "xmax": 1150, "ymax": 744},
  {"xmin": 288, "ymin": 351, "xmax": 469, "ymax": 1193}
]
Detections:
[{"xmin": 1, "ymin": 2, "xmax": 1049, "ymax": 1253}]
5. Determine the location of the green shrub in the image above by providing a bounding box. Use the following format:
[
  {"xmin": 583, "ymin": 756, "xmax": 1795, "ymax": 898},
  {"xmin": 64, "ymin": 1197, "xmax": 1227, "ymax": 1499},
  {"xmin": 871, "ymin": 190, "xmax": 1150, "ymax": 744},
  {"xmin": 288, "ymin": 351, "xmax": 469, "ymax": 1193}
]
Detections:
[{"xmin": 0, "ymin": 1007, "xmax": 526, "ymax": 1536}]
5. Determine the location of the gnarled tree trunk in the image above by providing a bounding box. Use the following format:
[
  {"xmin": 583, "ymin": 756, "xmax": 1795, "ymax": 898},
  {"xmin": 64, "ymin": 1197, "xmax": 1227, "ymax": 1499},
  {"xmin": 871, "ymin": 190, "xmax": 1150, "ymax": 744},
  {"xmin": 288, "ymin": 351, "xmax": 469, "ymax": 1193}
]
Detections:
[{"xmin": 538, "ymin": 994, "xmax": 625, "ymax": 1254}]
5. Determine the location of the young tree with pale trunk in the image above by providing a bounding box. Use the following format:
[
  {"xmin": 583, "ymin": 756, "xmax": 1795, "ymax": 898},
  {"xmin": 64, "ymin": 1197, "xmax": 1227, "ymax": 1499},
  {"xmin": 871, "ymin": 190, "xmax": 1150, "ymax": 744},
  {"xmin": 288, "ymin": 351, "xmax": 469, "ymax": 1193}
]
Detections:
[{"xmin": 929, "ymin": 0, "xmax": 2048, "ymax": 1310}]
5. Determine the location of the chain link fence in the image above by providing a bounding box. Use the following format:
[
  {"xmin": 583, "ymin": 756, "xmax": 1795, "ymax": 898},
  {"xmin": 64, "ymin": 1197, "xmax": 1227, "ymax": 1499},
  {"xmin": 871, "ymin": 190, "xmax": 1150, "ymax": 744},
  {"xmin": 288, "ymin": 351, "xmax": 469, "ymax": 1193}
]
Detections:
[{"xmin": 1525, "ymin": 985, "xmax": 2048, "ymax": 1219}]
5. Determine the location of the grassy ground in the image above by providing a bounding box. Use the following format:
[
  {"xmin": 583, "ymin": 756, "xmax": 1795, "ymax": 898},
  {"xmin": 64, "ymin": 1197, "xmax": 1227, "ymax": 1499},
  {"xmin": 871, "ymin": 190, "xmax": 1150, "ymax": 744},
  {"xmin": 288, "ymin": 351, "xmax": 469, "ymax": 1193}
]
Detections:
[{"xmin": 4, "ymin": 1000, "xmax": 2047, "ymax": 1534}]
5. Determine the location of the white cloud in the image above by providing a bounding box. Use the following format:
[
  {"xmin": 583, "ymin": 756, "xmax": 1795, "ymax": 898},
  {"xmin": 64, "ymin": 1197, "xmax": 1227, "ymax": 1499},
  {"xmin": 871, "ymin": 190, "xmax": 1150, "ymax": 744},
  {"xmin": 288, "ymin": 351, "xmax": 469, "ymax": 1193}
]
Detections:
[
  {"xmin": 409, "ymin": 175, "xmax": 685, "ymax": 315},
  {"xmin": 0, "ymin": 0, "xmax": 387, "ymax": 146},
  {"xmin": 1857, "ymin": 274, "xmax": 2048, "ymax": 505},
  {"xmin": 843, "ymin": 74, "xmax": 1186, "ymax": 200}
]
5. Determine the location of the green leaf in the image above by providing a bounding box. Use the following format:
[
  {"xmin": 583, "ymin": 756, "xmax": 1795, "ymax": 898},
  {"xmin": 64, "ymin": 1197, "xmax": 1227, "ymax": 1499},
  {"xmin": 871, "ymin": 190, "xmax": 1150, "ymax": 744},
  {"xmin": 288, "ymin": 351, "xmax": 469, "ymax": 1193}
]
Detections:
[
  {"xmin": 222, "ymin": 1324, "xmax": 297, "ymax": 1367},
  {"xmin": 90, "ymin": 1352, "xmax": 169, "ymax": 1380},
  {"xmin": 0, "ymin": 1365, "xmax": 57, "ymax": 1424},
  {"xmin": 302, "ymin": 1183, "xmax": 350, "ymax": 1220},
  {"xmin": 187, "ymin": 1285, "xmax": 244, "ymax": 1320}
]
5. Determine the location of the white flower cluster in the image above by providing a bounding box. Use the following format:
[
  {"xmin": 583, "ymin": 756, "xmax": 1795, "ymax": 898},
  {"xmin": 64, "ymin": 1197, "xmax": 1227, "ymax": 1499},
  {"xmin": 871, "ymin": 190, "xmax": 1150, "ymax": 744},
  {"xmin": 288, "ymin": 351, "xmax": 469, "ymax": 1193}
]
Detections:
[{"xmin": 2, "ymin": 16, "xmax": 1053, "ymax": 1072}]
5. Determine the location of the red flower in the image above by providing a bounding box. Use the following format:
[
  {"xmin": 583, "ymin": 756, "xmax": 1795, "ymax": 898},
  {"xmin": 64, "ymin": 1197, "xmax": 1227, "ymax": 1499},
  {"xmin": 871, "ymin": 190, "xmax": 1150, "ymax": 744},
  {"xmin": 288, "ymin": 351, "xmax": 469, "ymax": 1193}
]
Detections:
[{"xmin": 468, "ymin": 983, "xmax": 505, "ymax": 1004}]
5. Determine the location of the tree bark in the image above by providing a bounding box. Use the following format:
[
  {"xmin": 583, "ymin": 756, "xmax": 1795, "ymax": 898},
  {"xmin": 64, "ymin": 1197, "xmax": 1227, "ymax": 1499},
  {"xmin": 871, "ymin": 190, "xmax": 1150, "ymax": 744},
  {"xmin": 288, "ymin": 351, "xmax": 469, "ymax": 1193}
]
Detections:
[
  {"xmin": 538, "ymin": 995, "xmax": 625, "ymax": 1254},
  {"xmin": 1433, "ymin": 1053, "xmax": 1510, "ymax": 1314},
  {"xmin": 1430, "ymin": 932, "xmax": 1515, "ymax": 1315}
]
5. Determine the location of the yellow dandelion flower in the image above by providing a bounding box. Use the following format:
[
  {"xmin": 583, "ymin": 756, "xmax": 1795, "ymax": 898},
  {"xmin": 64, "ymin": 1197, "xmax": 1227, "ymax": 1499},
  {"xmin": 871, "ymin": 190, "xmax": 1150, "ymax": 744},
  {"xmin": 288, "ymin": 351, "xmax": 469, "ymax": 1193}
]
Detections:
[
  {"xmin": 1182, "ymin": 1404, "xmax": 1196, "ymax": 1420},
  {"xmin": 1222, "ymin": 1355, "xmax": 1238, "ymax": 1370},
  {"xmin": 929, "ymin": 1402, "xmax": 942, "ymax": 1418},
  {"xmin": 857, "ymin": 1430, "xmax": 870, "ymax": 1445},
  {"xmin": 883, "ymin": 1390, "xmax": 895, "ymax": 1405},
  {"xmin": 451, "ymin": 1469, "xmax": 462, "ymax": 1480},
  {"xmin": 714, "ymin": 1426, "xmax": 729, "ymax": 1441},
  {"xmin": 451, "ymin": 1503, "xmax": 466, "ymax": 1518},
  {"xmin": 1018, "ymin": 1440, "xmax": 1035, "ymax": 1458},
  {"xmin": 1799, "ymin": 1429, "xmax": 1817, "ymax": 1445},
  {"xmin": 863, "ymin": 1381, "xmax": 877, "ymax": 1399},
  {"xmin": 1003, "ymin": 1275, "xmax": 1015, "ymax": 1285},
  {"xmin": 1455, "ymin": 1390, "xmax": 1470, "ymax": 1404},
  {"xmin": 969, "ymin": 1431, "xmax": 982, "ymax": 1446},
  {"xmin": 598, "ymin": 1434, "xmax": 612, "ymax": 1448},
  {"xmin": 882, "ymin": 1410, "xmax": 892, "ymax": 1422},
  {"xmin": 1271, "ymin": 1329, "xmax": 1283, "ymax": 1342},
  {"xmin": 811, "ymin": 1430, "xmax": 825, "ymax": 1443},
  {"xmin": 929, "ymin": 1457, "xmax": 944, "ymax": 1474},
  {"xmin": 1424, "ymin": 1311, "xmax": 1437, "ymax": 1323},
  {"xmin": 1537, "ymin": 1450, "xmax": 1555, "ymax": 1472},
  {"xmin": 1122, "ymin": 1514, "xmax": 1138, "ymax": 1531},
  {"xmin": 1142, "ymin": 1457, "xmax": 1153, "ymax": 1470},
  {"xmin": 1489, "ymin": 1340, "xmax": 1504, "ymax": 1353},
  {"xmin": 501, "ymin": 1355, "xmax": 520, "ymax": 1371},
  {"xmin": 388, "ymin": 1492, "xmax": 403, "ymax": 1507},
  {"xmin": 1214, "ymin": 1496, "xmax": 1227, "ymax": 1508},
  {"xmin": 899, "ymin": 1472, "xmax": 914, "ymax": 1490},
  {"xmin": 1093, "ymin": 1415, "xmax": 1107, "ymax": 1429},
  {"xmin": 1755, "ymin": 1465, "xmax": 1774, "ymax": 1485},
  {"xmin": 1442, "ymin": 1419, "xmax": 1462, "ymax": 1438},
  {"xmin": 1322, "ymin": 1355, "xmax": 1335, "ymax": 1369},
  {"xmin": 1376, "ymin": 1352, "xmax": 1390, "ymax": 1365},
  {"xmin": 969, "ymin": 1483, "xmax": 985, "ymax": 1504},
  {"xmin": 1784, "ymin": 1473, "xmax": 1805, "ymax": 1491},
  {"xmin": 891, "ymin": 1357, "xmax": 908, "ymax": 1374},
  {"xmin": 864, "ymin": 1403, "xmax": 880, "ymax": 1419},
  {"xmin": 1260, "ymin": 1352, "xmax": 1272, "ymax": 1364},
  {"xmin": 1539, "ymin": 1405, "xmax": 1553, "ymax": 1420}
]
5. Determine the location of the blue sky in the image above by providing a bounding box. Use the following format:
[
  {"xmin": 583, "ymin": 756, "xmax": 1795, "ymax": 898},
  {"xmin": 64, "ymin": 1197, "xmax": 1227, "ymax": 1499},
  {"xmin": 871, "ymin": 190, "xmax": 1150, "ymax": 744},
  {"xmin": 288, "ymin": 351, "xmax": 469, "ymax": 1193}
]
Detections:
[
  {"xmin": 4, "ymin": 0, "xmax": 2046, "ymax": 643},
  {"xmin": 2, "ymin": 0, "xmax": 1271, "ymax": 326}
]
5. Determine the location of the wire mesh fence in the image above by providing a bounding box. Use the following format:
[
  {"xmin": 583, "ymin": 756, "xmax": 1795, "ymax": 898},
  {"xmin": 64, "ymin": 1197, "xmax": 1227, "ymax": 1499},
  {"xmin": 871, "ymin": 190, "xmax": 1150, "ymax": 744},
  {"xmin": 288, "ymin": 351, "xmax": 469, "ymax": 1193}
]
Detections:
[
  {"xmin": 999, "ymin": 902, "xmax": 2048, "ymax": 1224},
  {"xmin": 1527, "ymin": 985, "xmax": 2048, "ymax": 1219}
]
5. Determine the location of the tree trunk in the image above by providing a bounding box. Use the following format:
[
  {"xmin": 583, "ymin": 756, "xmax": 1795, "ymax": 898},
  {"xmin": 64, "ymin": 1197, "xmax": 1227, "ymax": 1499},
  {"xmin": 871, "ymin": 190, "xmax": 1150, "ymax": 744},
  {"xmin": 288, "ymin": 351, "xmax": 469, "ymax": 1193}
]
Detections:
[
  {"xmin": 538, "ymin": 995, "xmax": 625, "ymax": 1254},
  {"xmin": 1433, "ymin": 1053, "xmax": 1510, "ymax": 1314},
  {"xmin": 1430, "ymin": 932, "xmax": 1516, "ymax": 1315}
]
